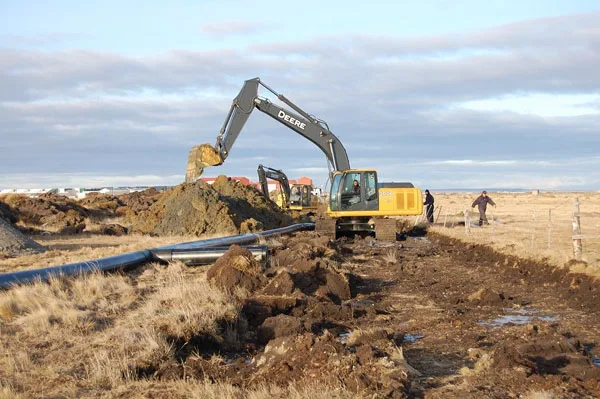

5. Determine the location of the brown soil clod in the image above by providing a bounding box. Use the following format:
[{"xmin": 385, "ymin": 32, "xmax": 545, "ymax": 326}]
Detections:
[
  {"xmin": 257, "ymin": 314, "xmax": 305, "ymax": 344},
  {"xmin": 207, "ymin": 245, "xmax": 266, "ymax": 293}
]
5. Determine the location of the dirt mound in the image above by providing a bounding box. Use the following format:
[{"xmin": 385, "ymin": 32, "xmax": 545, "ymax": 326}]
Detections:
[
  {"xmin": 270, "ymin": 257, "xmax": 350, "ymax": 304},
  {"xmin": 0, "ymin": 200, "xmax": 17, "ymax": 224},
  {"xmin": 246, "ymin": 331, "xmax": 411, "ymax": 395},
  {"xmin": 95, "ymin": 223, "xmax": 128, "ymax": 236},
  {"xmin": 2, "ymin": 193, "xmax": 88, "ymax": 233},
  {"xmin": 78, "ymin": 193, "xmax": 124, "ymax": 218},
  {"xmin": 116, "ymin": 188, "xmax": 163, "ymax": 220},
  {"xmin": 268, "ymin": 232, "xmax": 351, "ymax": 302},
  {"xmin": 489, "ymin": 325, "xmax": 600, "ymax": 383},
  {"xmin": 207, "ymin": 245, "xmax": 266, "ymax": 292},
  {"xmin": 0, "ymin": 218, "xmax": 46, "ymax": 256},
  {"xmin": 131, "ymin": 177, "xmax": 292, "ymax": 236}
]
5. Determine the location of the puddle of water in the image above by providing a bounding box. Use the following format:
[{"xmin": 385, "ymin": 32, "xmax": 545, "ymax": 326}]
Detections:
[
  {"xmin": 592, "ymin": 357, "xmax": 600, "ymax": 367},
  {"xmin": 337, "ymin": 331, "xmax": 351, "ymax": 345},
  {"xmin": 479, "ymin": 308, "xmax": 559, "ymax": 328},
  {"xmin": 349, "ymin": 299, "xmax": 375, "ymax": 308},
  {"xmin": 403, "ymin": 333, "xmax": 424, "ymax": 343}
]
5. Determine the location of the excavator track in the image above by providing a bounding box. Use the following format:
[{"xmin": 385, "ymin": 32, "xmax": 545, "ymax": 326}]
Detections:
[
  {"xmin": 374, "ymin": 218, "xmax": 398, "ymax": 241},
  {"xmin": 315, "ymin": 218, "xmax": 337, "ymax": 240}
]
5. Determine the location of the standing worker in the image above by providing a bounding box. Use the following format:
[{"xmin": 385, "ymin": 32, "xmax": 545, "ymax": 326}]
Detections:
[
  {"xmin": 472, "ymin": 190, "xmax": 496, "ymax": 226},
  {"xmin": 423, "ymin": 189, "xmax": 434, "ymax": 223}
]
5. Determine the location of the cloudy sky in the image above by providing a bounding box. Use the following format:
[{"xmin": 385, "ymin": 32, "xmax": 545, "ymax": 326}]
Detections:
[{"xmin": 1, "ymin": 0, "xmax": 599, "ymax": 190}]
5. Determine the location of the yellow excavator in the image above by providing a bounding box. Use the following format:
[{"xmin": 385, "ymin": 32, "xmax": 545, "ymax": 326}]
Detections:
[
  {"xmin": 257, "ymin": 164, "xmax": 317, "ymax": 211},
  {"xmin": 186, "ymin": 78, "xmax": 422, "ymax": 239}
]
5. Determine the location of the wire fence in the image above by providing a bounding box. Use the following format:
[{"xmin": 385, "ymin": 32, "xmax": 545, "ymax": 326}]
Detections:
[{"xmin": 420, "ymin": 196, "xmax": 600, "ymax": 267}]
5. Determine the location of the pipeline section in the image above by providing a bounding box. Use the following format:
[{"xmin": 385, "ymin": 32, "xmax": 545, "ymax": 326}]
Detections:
[
  {"xmin": 156, "ymin": 223, "xmax": 315, "ymax": 251},
  {"xmin": 152, "ymin": 245, "xmax": 269, "ymax": 266},
  {"xmin": 0, "ymin": 223, "xmax": 314, "ymax": 289}
]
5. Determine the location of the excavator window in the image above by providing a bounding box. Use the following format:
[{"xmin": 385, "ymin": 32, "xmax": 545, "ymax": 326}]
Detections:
[
  {"xmin": 340, "ymin": 172, "xmax": 362, "ymax": 210},
  {"xmin": 330, "ymin": 174, "xmax": 342, "ymax": 211},
  {"xmin": 302, "ymin": 186, "xmax": 311, "ymax": 206},
  {"xmin": 342, "ymin": 173, "xmax": 361, "ymax": 195},
  {"xmin": 290, "ymin": 185, "xmax": 302, "ymax": 205},
  {"xmin": 365, "ymin": 172, "xmax": 377, "ymax": 201},
  {"xmin": 334, "ymin": 171, "xmax": 379, "ymax": 211}
]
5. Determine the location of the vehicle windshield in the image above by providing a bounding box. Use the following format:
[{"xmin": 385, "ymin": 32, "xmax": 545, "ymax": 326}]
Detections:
[{"xmin": 329, "ymin": 174, "xmax": 342, "ymax": 211}]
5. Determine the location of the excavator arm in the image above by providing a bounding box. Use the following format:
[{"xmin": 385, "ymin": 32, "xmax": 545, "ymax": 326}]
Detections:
[
  {"xmin": 185, "ymin": 78, "xmax": 350, "ymax": 182},
  {"xmin": 257, "ymin": 164, "xmax": 291, "ymax": 207}
]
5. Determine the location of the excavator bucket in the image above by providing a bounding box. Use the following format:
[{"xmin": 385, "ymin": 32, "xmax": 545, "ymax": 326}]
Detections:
[{"xmin": 184, "ymin": 144, "xmax": 224, "ymax": 183}]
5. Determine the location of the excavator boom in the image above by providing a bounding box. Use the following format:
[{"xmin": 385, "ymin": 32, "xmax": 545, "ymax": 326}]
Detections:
[
  {"xmin": 185, "ymin": 78, "xmax": 350, "ymax": 182},
  {"xmin": 257, "ymin": 164, "xmax": 291, "ymax": 207}
]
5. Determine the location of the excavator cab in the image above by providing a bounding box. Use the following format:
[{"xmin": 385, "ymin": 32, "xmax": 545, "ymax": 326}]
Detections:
[
  {"xmin": 289, "ymin": 184, "xmax": 316, "ymax": 210},
  {"xmin": 330, "ymin": 170, "xmax": 379, "ymax": 212}
]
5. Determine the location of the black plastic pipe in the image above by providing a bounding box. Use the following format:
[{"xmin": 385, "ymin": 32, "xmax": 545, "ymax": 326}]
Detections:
[
  {"xmin": 0, "ymin": 250, "xmax": 153, "ymax": 289},
  {"xmin": 0, "ymin": 223, "xmax": 314, "ymax": 289}
]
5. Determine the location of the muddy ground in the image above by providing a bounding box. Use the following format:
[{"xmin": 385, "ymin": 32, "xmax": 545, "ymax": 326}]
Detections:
[
  {"xmin": 122, "ymin": 230, "xmax": 600, "ymax": 398},
  {"xmin": 2, "ymin": 183, "xmax": 600, "ymax": 397}
]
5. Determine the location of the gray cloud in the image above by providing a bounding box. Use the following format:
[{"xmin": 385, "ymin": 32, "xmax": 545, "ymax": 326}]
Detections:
[{"xmin": 1, "ymin": 12, "xmax": 599, "ymax": 189}]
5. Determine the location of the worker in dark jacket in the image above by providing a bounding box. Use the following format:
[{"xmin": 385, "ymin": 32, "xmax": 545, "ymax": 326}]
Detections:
[
  {"xmin": 423, "ymin": 189, "xmax": 434, "ymax": 223},
  {"xmin": 472, "ymin": 190, "xmax": 496, "ymax": 226}
]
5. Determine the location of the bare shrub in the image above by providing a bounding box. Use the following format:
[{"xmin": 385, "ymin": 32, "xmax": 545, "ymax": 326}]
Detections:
[{"xmin": 382, "ymin": 248, "xmax": 398, "ymax": 264}]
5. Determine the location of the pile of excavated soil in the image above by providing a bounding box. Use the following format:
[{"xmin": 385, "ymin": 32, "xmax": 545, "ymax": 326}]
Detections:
[
  {"xmin": 207, "ymin": 245, "xmax": 266, "ymax": 292},
  {"xmin": 78, "ymin": 193, "xmax": 123, "ymax": 218},
  {"xmin": 188, "ymin": 231, "xmax": 414, "ymax": 395},
  {"xmin": 0, "ymin": 190, "xmax": 163, "ymax": 235},
  {"xmin": 131, "ymin": 176, "xmax": 293, "ymax": 236},
  {"xmin": 0, "ymin": 218, "xmax": 46, "ymax": 256},
  {"xmin": 80, "ymin": 189, "xmax": 163, "ymax": 221},
  {"xmin": 2, "ymin": 193, "xmax": 89, "ymax": 233},
  {"xmin": 207, "ymin": 232, "xmax": 354, "ymax": 339},
  {"xmin": 116, "ymin": 188, "xmax": 163, "ymax": 220},
  {"xmin": 0, "ymin": 200, "xmax": 17, "ymax": 224}
]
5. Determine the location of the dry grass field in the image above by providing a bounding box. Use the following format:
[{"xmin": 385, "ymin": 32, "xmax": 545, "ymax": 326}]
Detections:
[
  {"xmin": 0, "ymin": 258, "xmax": 350, "ymax": 398},
  {"xmin": 425, "ymin": 191, "xmax": 600, "ymax": 275},
  {"xmin": 0, "ymin": 233, "xmax": 213, "ymax": 274}
]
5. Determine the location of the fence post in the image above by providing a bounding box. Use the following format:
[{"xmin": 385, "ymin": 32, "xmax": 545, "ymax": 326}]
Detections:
[
  {"xmin": 491, "ymin": 213, "xmax": 496, "ymax": 242},
  {"xmin": 572, "ymin": 198, "xmax": 583, "ymax": 261},
  {"xmin": 531, "ymin": 209, "xmax": 536, "ymax": 249},
  {"xmin": 464, "ymin": 209, "xmax": 471, "ymax": 234},
  {"xmin": 547, "ymin": 208, "xmax": 552, "ymax": 250},
  {"xmin": 435, "ymin": 205, "xmax": 442, "ymax": 223},
  {"xmin": 443, "ymin": 209, "xmax": 448, "ymax": 228}
]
